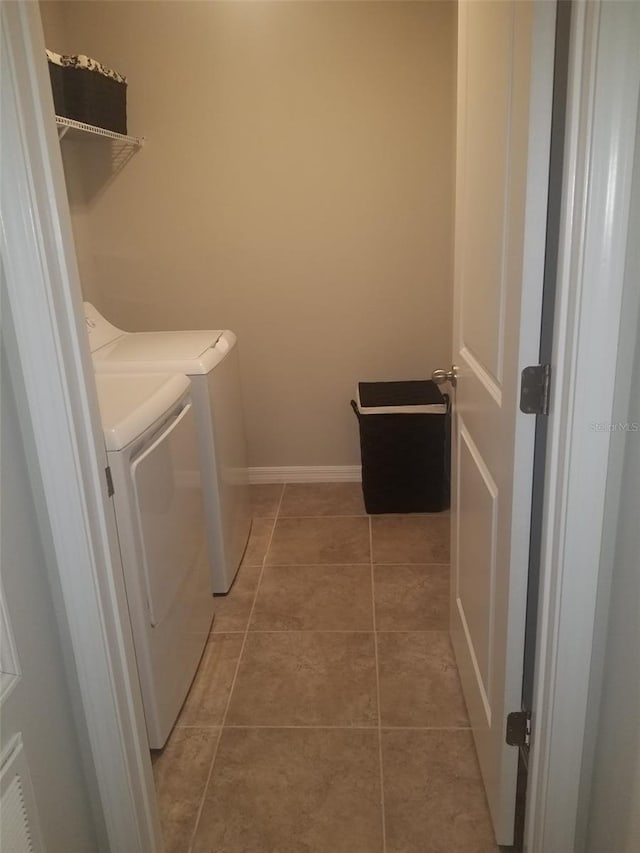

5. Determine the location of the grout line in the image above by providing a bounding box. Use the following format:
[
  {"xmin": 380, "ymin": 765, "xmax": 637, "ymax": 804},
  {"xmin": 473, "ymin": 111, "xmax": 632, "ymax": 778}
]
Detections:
[
  {"xmin": 256, "ymin": 562, "xmax": 374, "ymax": 568},
  {"xmin": 174, "ymin": 722, "xmax": 472, "ymax": 732},
  {"xmin": 221, "ymin": 724, "xmax": 472, "ymax": 731},
  {"xmin": 370, "ymin": 515, "xmax": 387, "ymax": 853},
  {"xmin": 382, "ymin": 725, "xmax": 473, "ymax": 731},
  {"xmin": 372, "ymin": 560, "xmax": 451, "ymax": 566},
  {"xmin": 241, "ymin": 629, "xmax": 375, "ymax": 635},
  {"xmin": 250, "ymin": 485, "xmax": 285, "ymax": 520},
  {"xmin": 234, "ymin": 629, "xmax": 450, "ymax": 635},
  {"xmin": 371, "ymin": 562, "xmax": 451, "ymax": 568},
  {"xmin": 370, "ymin": 629, "xmax": 452, "ymax": 635},
  {"xmin": 259, "ymin": 561, "xmax": 372, "ymax": 567},
  {"xmin": 252, "ymin": 561, "xmax": 449, "ymax": 569},
  {"xmin": 187, "ymin": 489, "xmax": 286, "ymax": 853},
  {"xmin": 272, "ymin": 514, "xmax": 369, "ymax": 519},
  {"xmin": 252, "ymin": 561, "xmax": 450, "ymax": 568},
  {"xmin": 223, "ymin": 724, "xmax": 379, "ymax": 731},
  {"xmin": 209, "ymin": 630, "xmax": 245, "ymax": 635}
]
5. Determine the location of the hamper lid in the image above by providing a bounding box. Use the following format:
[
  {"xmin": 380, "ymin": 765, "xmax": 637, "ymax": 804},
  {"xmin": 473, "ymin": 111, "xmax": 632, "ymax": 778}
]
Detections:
[
  {"xmin": 356, "ymin": 380, "xmax": 447, "ymax": 415},
  {"xmin": 46, "ymin": 50, "xmax": 127, "ymax": 84}
]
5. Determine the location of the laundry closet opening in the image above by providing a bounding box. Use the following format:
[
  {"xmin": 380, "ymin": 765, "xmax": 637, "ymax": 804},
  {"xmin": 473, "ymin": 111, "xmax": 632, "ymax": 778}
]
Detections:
[{"xmin": 37, "ymin": 2, "xmax": 485, "ymax": 852}]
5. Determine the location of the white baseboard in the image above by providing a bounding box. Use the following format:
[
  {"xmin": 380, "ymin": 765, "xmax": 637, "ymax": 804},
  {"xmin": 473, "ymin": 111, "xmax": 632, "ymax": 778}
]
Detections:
[{"xmin": 248, "ymin": 466, "xmax": 362, "ymax": 484}]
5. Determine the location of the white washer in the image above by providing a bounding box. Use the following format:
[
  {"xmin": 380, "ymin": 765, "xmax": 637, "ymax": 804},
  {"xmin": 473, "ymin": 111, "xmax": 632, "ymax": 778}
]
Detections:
[
  {"xmin": 95, "ymin": 372, "xmax": 215, "ymax": 748},
  {"xmin": 85, "ymin": 303, "xmax": 252, "ymax": 594}
]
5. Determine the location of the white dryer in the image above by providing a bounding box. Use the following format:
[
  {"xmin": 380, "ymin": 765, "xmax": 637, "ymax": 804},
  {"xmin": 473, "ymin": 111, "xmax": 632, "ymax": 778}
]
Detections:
[
  {"xmin": 85, "ymin": 303, "xmax": 252, "ymax": 594},
  {"xmin": 95, "ymin": 372, "xmax": 215, "ymax": 748}
]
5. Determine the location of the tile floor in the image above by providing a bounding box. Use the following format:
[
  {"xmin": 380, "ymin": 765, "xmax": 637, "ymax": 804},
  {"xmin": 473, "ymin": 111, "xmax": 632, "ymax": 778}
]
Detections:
[{"xmin": 152, "ymin": 483, "xmax": 498, "ymax": 853}]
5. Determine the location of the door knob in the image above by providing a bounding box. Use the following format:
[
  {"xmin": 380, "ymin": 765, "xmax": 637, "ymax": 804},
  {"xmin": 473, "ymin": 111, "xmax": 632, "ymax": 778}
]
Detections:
[{"xmin": 432, "ymin": 365, "xmax": 458, "ymax": 387}]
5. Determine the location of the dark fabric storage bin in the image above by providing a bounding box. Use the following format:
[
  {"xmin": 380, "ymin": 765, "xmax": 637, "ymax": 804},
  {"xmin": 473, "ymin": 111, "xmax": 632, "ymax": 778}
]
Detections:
[
  {"xmin": 351, "ymin": 380, "xmax": 450, "ymax": 514},
  {"xmin": 62, "ymin": 65, "xmax": 127, "ymax": 134},
  {"xmin": 48, "ymin": 61, "xmax": 65, "ymax": 116},
  {"xmin": 47, "ymin": 52, "xmax": 128, "ymax": 134}
]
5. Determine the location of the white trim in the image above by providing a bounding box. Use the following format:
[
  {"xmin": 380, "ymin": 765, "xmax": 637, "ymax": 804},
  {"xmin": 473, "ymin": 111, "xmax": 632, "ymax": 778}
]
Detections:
[
  {"xmin": 459, "ymin": 345, "xmax": 502, "ymax": 406},
  {"xmin": 0, "ymin": 579, "xmax": 21, "ymax": 707},
  {"xmin": 456, "ymin": 597, "xmax": 492, "ymax": 727},
  {"xmin": 1, "ymin": 5, "xmax": 161, "ymax": 852},
  {"xmin": 525, "ymin": 1, "xmax": 640, "ymax": 850},
  {"xmin": 248, "ymin": 466, "xmax": 362, "ymax": 484}
]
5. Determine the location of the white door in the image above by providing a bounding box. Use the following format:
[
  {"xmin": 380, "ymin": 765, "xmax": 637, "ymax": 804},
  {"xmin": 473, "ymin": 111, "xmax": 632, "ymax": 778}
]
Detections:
[{"xmin": 447, "ymin": 1, "xmax": 556, "ymax": 844}]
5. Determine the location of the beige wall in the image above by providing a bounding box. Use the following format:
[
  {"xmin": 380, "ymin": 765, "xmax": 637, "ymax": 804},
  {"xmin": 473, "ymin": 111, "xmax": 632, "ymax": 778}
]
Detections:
[{"xmin": 41, "ymin": 0, "xmax": 456, "ymax": 468}]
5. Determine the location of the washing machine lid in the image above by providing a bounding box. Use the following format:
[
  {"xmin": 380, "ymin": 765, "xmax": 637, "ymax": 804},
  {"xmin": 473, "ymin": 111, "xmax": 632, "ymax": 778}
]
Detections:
[
  {"xmin": 84, "ymin": 302, "xmax": 127, "ymax": 352},
  {"xmin": 93, "ymin": 329, "xmax": 232, "ymax": 375},
  {"xmin": 95, "ymin": 373, "xmax": 190, "ymax": 451},
  {"xmin": 84, "ymin": 303, "xmax": 228, "ymax": 374},
  {"xmin": 99, "ymin": 329, "xmax": 225, "ymax": 361}
]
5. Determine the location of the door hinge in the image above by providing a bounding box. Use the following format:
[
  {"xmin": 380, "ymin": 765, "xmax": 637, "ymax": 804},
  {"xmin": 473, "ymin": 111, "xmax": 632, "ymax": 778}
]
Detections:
[
  {"xmin": 520, "ymin": 364, "xmax": 551, "ymax": 415},
  {"xmin": 105, "ymin": 466, "xmax": 114, "ymax": 497},
  {"xmin": 506, "ymin": 710, "xmax": 531, "ymax": 749}
]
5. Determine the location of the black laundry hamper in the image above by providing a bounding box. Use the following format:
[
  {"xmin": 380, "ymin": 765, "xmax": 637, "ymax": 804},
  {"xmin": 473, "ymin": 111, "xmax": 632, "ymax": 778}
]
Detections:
[{"xmin": 351, "ymin": 380, "xmax": 450, "ymax": 514}]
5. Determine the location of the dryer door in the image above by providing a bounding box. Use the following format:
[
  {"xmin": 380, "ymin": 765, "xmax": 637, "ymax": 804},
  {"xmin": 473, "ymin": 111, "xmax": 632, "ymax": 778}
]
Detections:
[{"xmin": 131, "ymin": 402, "xmax": 206, "ymax": 627}]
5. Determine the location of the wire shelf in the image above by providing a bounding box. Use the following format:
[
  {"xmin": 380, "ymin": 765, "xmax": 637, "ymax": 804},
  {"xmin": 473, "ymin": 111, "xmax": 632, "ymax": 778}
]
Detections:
[{"xmin": 55, "ymin": 115, "xmax": 145, "ymax": 146}]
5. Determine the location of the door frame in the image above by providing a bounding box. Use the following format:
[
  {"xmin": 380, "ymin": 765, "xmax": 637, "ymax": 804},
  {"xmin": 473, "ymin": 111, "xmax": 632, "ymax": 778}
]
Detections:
[
  {"xmin": 3, "ymin": 1, "xmax": 640, "ymax": 851},
  {"xmin": 1, "ymin": 4, "xmax": 161, "ymax": 851},
  {"xmin": 525, "ymin": 1, "xmax": 640, "ymax": 850}
]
